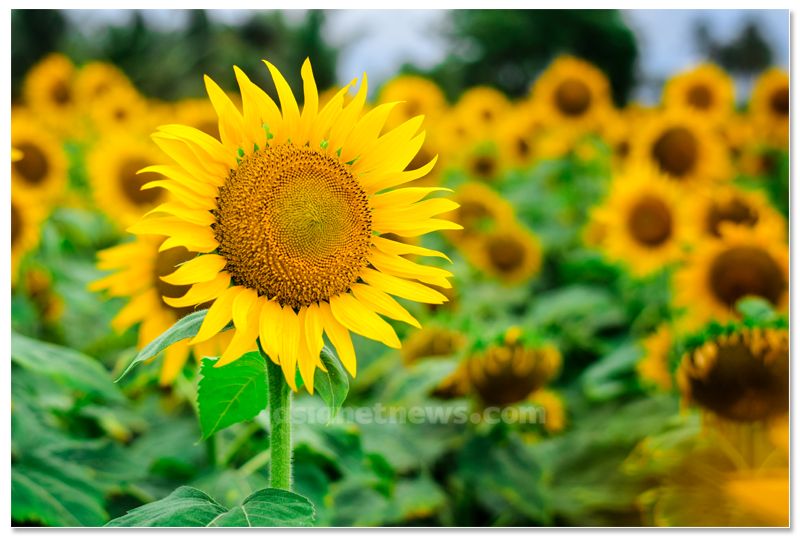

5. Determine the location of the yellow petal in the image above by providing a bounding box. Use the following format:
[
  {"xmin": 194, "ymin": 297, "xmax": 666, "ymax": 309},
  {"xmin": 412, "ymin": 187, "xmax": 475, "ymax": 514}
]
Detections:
[
  {"xmin": 361, "ymin": 268, "xmax": 447, "ymax": 305},
  {"xmin": 350, "ymin": 283, "xmax": 421, "ymax": 328},
  {"xmin": 160, "ymin": 254, "xmax": 226, "ymax": 285},
  {"xmin": 368, "ymin": 250, "xmax": 452, "ymax": 288},
  {"xmin": 152, "ymin": 134, "xmax": 226, "ymax": 189},
  {"xmin": 329, "ymin": 292, "xmax": 400, "ymax": 349},
  {"xmin": 204, "ymin": 74, "xmax": 246, "ymax": 149},
  {"xmin": 264, "ymin": 61, "xmax": 301, "ymax": 142},
  {"xmin": 191, "ymin": 285, "xmax": 243, "ymax": 345},
  {"xmin": 298, "ymin": 58, "xmax": 319, "ymax": 146},
  {"xmin": 373, "ymin": 217, "xmax": 463, "ymax": 238},
  {"xmin": 234, "ymin": 65, "xmax": 283, "ymax": 146},
  {"xmin": 360, "ymin": 154, "xmax": 438, "ymax": 193},
  {"xmin": 146, "ymin": 202, "xmax": 215, "ymax": 226},
  {"xmin": 296, "ymin": 306, "xmax": 321, "ymax": 394},
  {"xmin": 339, "ymin": 101, "xmax": 398, "ymax": 163},
  {"xmin": 163, "ymin": 272, "xmax": 231, "ymax": 308},
  {"xmin": 328, "ymin": 73, "xmax": 369, "ymax": 150},
  {"xmin": 370, "ymin": 186, "xmax": 452, "ymax": 210},
  {"xmin": 159, "ymin": 340, "xmax": 191, "ymax": 386},
  {"xmin": 353, "ymin": 115, "xmax": 424, "ymax": 175},
  {"xmin": 257, "ymin": 298, "xmax": 282, "ymax": 364},
  {"xmin": 319, "ymin": 302, "xmax": 357, "ymax": 377},
  {"xmin": 157, "ymin": 124, "xmax": 235, "ymax": 170},
  {"xmin": 216, "ymin": 291, "xmax": 262, "ymax": 367},
  {"xmin": 277, "ymin": 305, "xmax": 300, "ymax": 389},
  {"xmin": 371, "ymin": 235, "xmax": 451, "ymax": 262},
  {"xmin": 111, "ymin": 292, "xmax": 154, "ymax": 332}
]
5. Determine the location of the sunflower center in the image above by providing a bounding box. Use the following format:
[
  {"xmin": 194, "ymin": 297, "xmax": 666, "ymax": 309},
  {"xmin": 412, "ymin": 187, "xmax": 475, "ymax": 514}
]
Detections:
[
  {"xmin": 487, "ymin": 234, "xmax": 525, "ymax": 272},
  {"xmin": 709, "ymin": 246, "xmax": 785, "ymax": 307},
  {"xmin": 555, "ymin": 78, "xmax": 592, "ymax": 117},
  {"xmin": 51, "ymin": 80, "xmax": 71, "ymax": 105},
  {"xmin": 687, "ymin": 84, "xmax": 713, "ymax": 109},
  {"xmin": 470, "ymin": 155, "xmax": 497, "ymax": 179},
  {"xmin": 13, "ymin": 142, "xmax": 50, "ymax": 185},
  {"xmin": 516, "ymin": 137, "xmax": 531, "ymax": 159},
  {"xmin": 652, "ymin": 126, "xmax": 698, "ymax": 178},
  {"xmin": 11, "ymin": 201, "xmax": 22, "ymax": 248},
  {"xmin": 627, "ymin": 195, "xmax": 673, "ymax": 247},
  {"xmin": 154, "ymin": 246, "xmax": 209, "ymax": 318},
  {"xmin": 468, "ymin": 345, "xmax": 556, "ymax": 407},
  {"xmin": 214, "ymin": 144, "xmax": 372, "ymax": 309},
  {"xmin": 119, "ymin": 158, "xmax": 164, "ymax": 205},
  {"xmin": 707, "ymin": 198, "xmax": 758, "ymax": 237},
  {"xmin": 770, "ymin": 87, "xmax": 789, "ymax": 116}
]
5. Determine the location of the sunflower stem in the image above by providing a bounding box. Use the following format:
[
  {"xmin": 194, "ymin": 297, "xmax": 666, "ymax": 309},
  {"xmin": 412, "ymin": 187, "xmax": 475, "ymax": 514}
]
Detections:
[{"xmin": 262, "ymin": 344, "xmax": 292, "ymax": 490}]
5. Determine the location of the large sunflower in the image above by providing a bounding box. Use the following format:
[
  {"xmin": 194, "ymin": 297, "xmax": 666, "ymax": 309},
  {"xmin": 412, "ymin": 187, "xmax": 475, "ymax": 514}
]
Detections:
[
  {"xmin": 130, "ymin": 59, "xmax": 459, "ymax": 393},
  {"xmin": 91, "ymin": 235, "xmax": 231, "ymax": 384},
  {"xmin": 22, "ymin": 53, "xmax": 77, "ymax": 135},
  {"xmin": 628, "ymin": 109, "xmax": 730, "ymax": 185},
  {"xmin": 591, "ymin": 165, "xmax": 689, "ymax": 277},
  {"xmin": 11, "ymin": 190, "xmax": 47, "ymax": 286},
  {"xmin": 462, "ymin": 222, "xmax": 542, "ymax": 285},
  {"xmin": 87, "ymin": 131, "xmax": 168, "ymax": 229},
  {"xmin": 377, "ymin": 74, "xmax": 448, "ymax": 131},
  {"xmin": 674, "ymin": 225, "xmax": 788, "ymax": 327},
  {"xmin": 662, "ymin": 63, "xmax": 734, "ymax": 125},
  {"xmin": 749, "ymin": 68, "xmax": 789, "ymax": 148},
  {"xmin": 11, "ymin": 108, "xmax": 68, "ymax": 204},
  {"xmin": 685, "ymin": 184, "xmax": 786, "ymax": 242},
  {"xmin": 531, "ymin": 55, "xmax": 613, "ymax": 133}
]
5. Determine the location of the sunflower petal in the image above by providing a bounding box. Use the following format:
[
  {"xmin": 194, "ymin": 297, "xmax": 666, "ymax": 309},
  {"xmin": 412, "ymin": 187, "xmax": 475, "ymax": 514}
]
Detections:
[
  {"xmin": 191, "ymin": 285, "xmax": 243, "ymax": 345},
  {"xmin": 329, "ymin": 292, "xmax": 400, "ymax": 349},
  {"xmin": 319, "ymin": 302, "xmax": 357, "ymax": 377},
  {"xmin": 371, "ymin": 235, "xmax": 451, "ymax": 262},
  {"xmin": 160, "ymin": 254, "xmax": 226, "ymax": 285},
  {"xmin": 350, "ymin": 283, "xmax": 421, "ymax": 328},
  {"xmin": 216, "ymin": 291, "xmax": 262, "ymax": 367},
  {"xmin": 361, "ymin": 268, "xmax": 447, "ymax": 305},
  {"xmin": 204, "ymin": 74, "xmax": 246, "ymax": 149},
  {"xmin": 264, "ymin": 61, "xmax": 301, "ymax": 142},
  {"xmin": 368, "ymin": 250, "xmax": 452, "ymax": 288},
  {"xmin": 277, "ymin": 305, "xmax": 300, "ymax": 388},
  {"xmin": 257, "ymin": 299, "xmax": 282, "ymax": 364},
  {"xmin": 162, "ymin": 272, "xmax": 231, "ymax": 308}
]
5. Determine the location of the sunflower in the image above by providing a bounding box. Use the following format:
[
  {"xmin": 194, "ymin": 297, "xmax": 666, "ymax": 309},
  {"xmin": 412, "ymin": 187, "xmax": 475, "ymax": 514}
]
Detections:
[
  {"xmin": 130, "ymin": 59, "xmax": 459, "ymax": 393},
  {"xmin": 496, "ymin": 114, "xmax": 537, "ymax": 167},
  {"xmin": 377, "ymin": 74, "xmax": 448, "ymax": 131},
  {"xmin": 686, "ymin": 185, "xmax": 786, "ymax": 242},
  {"xmin": 453, "ymin": 86, "xmax": 511, "ymax": 131},
  {"xmin": 628, "ymin": 109, "xmax": 730, "ymax": 185},
  {"xmin": 74, "ymin": 61, "xmax": 134, "ymax": 112},
  {"xmin": 401, "ymin": 326, "xmax": 466, "ymax": 366},
  {"xmin": 88, "ymin": 85, "xmax": 152, "ymax": 135},
  {"xmin": 11, "ymin": 191, "xmax": 47, "ymax": 286},
  {"xmin": 662, "ymin": 64, "xmax": 735, "ymax": 125},
  {"xmin": 463, "ymin": 222, "xmax": 542, "ymax": 285},
  {"xmin": 87, "ymin": 131, "xmax": 168, "ymax": 229},
  {"xmin": 637, "ymin": 325, "xmax": 674, "ymax": 391},
  {"xmin": 91, "ymin": 235, "xmax": 231, "ymax": 384},
  {"xmin": 22, "ymin": 53, "xmax": 76, "ymax": 134},
  {"xmin": 591, "ymin": 165, "xmax": 689, "ymax": 277},
  {"xmin": 531, "ymin": 55, "xmax": 613, "ymax": 133},
  {"xmin": 466, "ymin": 330, "xmax": 561, "ymax": 407},
  {"xmin": 674, "ymin": 225, "xmax": 788, "ymax": 327},
  {"xmin": 444, "ymin": 182, "xmax": 515, "ymax": 244},
  {"xmin": 749, "ymin": 68, "xmax": 789, "ymax": 148},
  {"xmin": 11, "ymin": 108, "xmax": 68, "ymax": 204},
  {"xmin": 461, "ymin": 140, "xmax": 505, "ymax": 183}
]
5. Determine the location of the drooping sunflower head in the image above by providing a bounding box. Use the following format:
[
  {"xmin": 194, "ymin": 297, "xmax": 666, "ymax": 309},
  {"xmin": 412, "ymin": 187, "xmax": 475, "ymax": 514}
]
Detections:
[
  {"xmin": 87, "ymin": 131, "xmax": 167, "ymax": 229},
  {"xmin": 466, "ymin": 328, "xmax": 561, "ymax": 407},
  {"xmin": 531, "ymin": 55, "xmax": 613, "ymax": 132},
  {"xmin": 378, "ymin": 74, "xmax": 448, "ymax": 130},
  {"xmin": 401, "ymin": 325, "xmax": 466, "ymax": 366},
  {"xmin": 630, "ymin": 109, "xmax": 730, "ymax": 185},
  {"xmin": 749, "ymin": 68, "xmax": 789, "ymax": 148},
  {"xmin": 687, "ymin": 185, "xmax": 786, "ymax": 242},
  {"xmin": 22, "ymin": 53, "xmax": 76, "ymax": 133},
  {"xmin": 131, "ymin": 59, "xmax": 460, "ymax": 393},
  {"xmin": 591, "ymin": 164, "xmax": 688, "ymax": 277},
  {"xmin": 663, "ymin": 63, "xmax": 735, "ymax": 124},
  {"xmin": 638, "ymin": 325, "xmax": 675, "ymax": 391},
  {"xmin": 11, "ymin": 190, "xmax": 47, "ymax": 286},
  {"xmin": 674, "ymin": 225, "xmax": 788, "ymax": 327},
  {"xmin": 11, "ymin": 108, "xmax": 68, "ymax": 204},
  {"xmin": 677, "ymin": 324, "xmax": 788, "ymax": 422},
  {"xmin": 463, "ymin": 222, "xmax": 542, "ymax": 285}
]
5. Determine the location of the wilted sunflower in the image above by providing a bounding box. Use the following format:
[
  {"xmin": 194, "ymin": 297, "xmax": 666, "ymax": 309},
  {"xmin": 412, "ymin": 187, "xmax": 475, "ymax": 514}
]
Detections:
[
  {"xmin": 466, "ymin": 328, "xmax": 561, "ymax": 407},
  {"xmin": 11, "ymin": 109, "xmax": 68, "ymax": 204},
  {"xmin": 677, "ymin": 325, "xmax": 788, "ymax": 422},
  {"xmin": 662, "ymin": 64, "xmax": 734, "ymax": 125},
  {"xmin": 463, "ymin": 222, "xmax": 542, "ymax": 285},
  {"xmin": 444, "ymin": 181, "xmax": 515, "ymax": 244},
  {"xmin": 749, "ymin": 68, "xmax": 789, "ymax": 148},
  {"xmin": 131, "ymin": 59, "xmax": 459, "ymax": 393},
  {"xmin": 638, "ymin": 325, "xmax": 674, "ymax": 391},
  {"xmin": 453, "ymin": 86, "xmax": 511, "ymax": 131},
  {"xmin": 74, "ymin": 61, "xmax": 134, "ymax": 112},
  {"xmin": 592, "ymin": 165, "xmax": 689, "ymax": 277},
  {"xmin": 629, "ymin": 110, "xmax": 730, "ymax": 185},
  {"xmin": 22, "ymin": 53, "xmax": 76, "ymax": 134},
  {"xmin": 11, "ymin": 190, "xmax": 47, "ymax": 286},
  {"xmin": 91, "ymin": 235, "xmax": 231, "ymax": 384},
  {"xmin": 377, "ymin": 74, "xmax": 447, "ymax": 130},
  {"xmin": 674, "ymin": 225, "xmax": 788, "ymax": 327},
  {"xmin": 531, "ymin": 55, "xmax": 613, "ymax": 133},
  {"xmin": 686, "ymin": 185, "xmax": 786, "ymax": 242},
  {"xmin": 87, "ymin": 131, "xmax": 167, "ymax": 229}
]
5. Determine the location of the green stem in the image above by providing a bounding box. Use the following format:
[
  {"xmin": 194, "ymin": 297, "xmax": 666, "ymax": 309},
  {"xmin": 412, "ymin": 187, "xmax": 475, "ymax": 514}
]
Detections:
[{"xmin": 261, "ymin": 344, "xmax": 292, "ymax": 490}]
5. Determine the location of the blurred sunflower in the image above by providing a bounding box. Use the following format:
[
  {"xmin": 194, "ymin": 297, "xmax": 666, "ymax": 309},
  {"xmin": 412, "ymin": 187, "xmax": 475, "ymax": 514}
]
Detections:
[
  {"xmin": 88, "ymin": 86, "xmax": 152, "ymax": 135},
  {"xmin": 461, "ymin": 141, "xmax": 505, "ymax": 183},
  {"xmin": 74, "ymin": 61, "xmax": 134, "ymax": 111},
  {"xmin": 749, "ymin": 68, "xmax": 789, "ymax": 148},
  {"xmin": 454, "ymin": 86, "xmax": 511, "ymax": 131},
  {"xmin": 686, "ymin": 185, "xmax": 786, "ymax": 242},
  {"xmin": 529, "ymin": 389, "xmax": 567, "ymax": 433},
  {"xmin": 87, "ymin": 131, "xmax": 167, "ymax": 229},
  {"xmin": 466, "ymin": 329, "xmax": 561, "ymax": 407},
  {"xmin": 662, "ymin": 64, "xmax": 734, "ymax": 125},
  {"xmin": 131, "ymin": 59, "xmax": 459, "ymax": 393},
  {"xmin": 378, "ymin": 74, "xmax": 448, "ymax": 130},
  {"xmin": 496, "ymin": 114, "xmax": 537, "ymax": 167},
  {"xmin": 674, "ymin": 225, "xmax": 788, "ymax": 327},
  {"xmin": 677, "ymin": 325, "xmax": 788, "ymax": 422},
  {"xmin": 531, "ymin": 55, "xmax": 613, "ymax": 133},
  {"xmin": 91, "ymin": 235, "xmax": 231, "ymax": 384},
  {"xmin": 22, "ymin": 53, "xmax": 76, "ymax": 134},
  {"xmin": 592, "ymin": 165, "xmax": 689, "ymax": 277},
  {"xmin": 11, "ymin": 109, "xmax": 68, "ymax": 204},
  {"xmin": 444, "ymin": 181, "xmax": 515, "ymax": 244},
  {"xmin": 401, "ymin": 326, "xmax": 466, "ymax": 366},
  {"xmin": 11, "ymin": 190, "xmax": 47, "ymax": 286},
  {"xmin": 175, "ymin": 98, "xmax": 221, "ymax": 140},
  {"xmin": 629, "ymin": 110, "xmax": 730, "ymax": 185},
  {"xmin": 463, "ymin": 223, "xmax": 542, "ymax": 285},
  {"xmin": 638, "ymin": 325, "xmax": 674, "ymax": 391}
]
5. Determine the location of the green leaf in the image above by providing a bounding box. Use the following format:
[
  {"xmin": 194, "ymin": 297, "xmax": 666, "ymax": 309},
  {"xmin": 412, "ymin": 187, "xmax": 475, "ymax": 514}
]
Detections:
[
  {"xmin": 117, "ymin": 309, "xmax": 225, "ymax": 382},
  {"xmin": 314, "ymin": 346, "xmax": 350, "ymax": 418},
  {"xmin": 11, "ymin": 330, "xmax": 123, "ymax": 402},
  {"xmin": 209, "ymin": 488, "xmax": 315, "ymax": 527},
  {"xmin": 197, "ymin": 352, "xmax": 268, "ymax": 439},
  {"xmin": 106, "ymin": 486, "xmax": 315, "ymax": 527}
]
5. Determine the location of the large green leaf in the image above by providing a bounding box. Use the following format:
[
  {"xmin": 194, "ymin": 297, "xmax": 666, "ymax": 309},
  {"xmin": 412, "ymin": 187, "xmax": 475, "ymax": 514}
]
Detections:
[
  {"xmin": 106, "ymin": 486, "xmax": 315, "ymax": 527},
  {"xmin": 11, "ymin": 330, "xmax": 123, "ymax": 402},
  {"xmin": 197, "ymin": 352, "xmax": 268, "ymax": 439},
  {"xmin": 313, "ymin": 346, "xmax": 349, "ymax": 417}
]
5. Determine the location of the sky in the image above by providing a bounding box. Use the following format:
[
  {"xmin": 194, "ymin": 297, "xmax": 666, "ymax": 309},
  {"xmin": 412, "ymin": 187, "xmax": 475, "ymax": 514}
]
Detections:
[{"xmin": 63, "ymin": 9, "xmax": 790, "ymax": 103}]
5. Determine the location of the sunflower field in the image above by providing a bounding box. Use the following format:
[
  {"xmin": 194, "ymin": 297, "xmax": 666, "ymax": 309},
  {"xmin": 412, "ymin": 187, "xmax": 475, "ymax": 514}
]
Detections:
[{"xmin": 9, "ymin": 9, "xmax": 790, "ymax": 528}]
